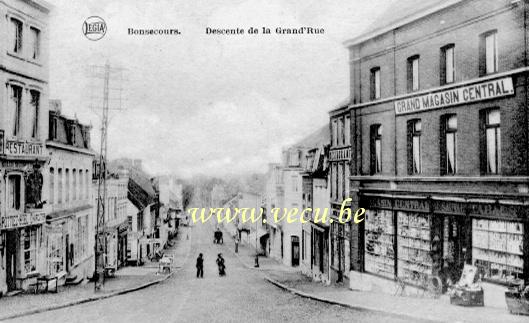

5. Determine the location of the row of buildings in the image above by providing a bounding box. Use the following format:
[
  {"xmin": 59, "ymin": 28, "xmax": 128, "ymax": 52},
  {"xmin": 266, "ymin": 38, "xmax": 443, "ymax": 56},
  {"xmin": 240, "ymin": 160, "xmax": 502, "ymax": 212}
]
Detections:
[
  {"xmin": 264, "ymin": 0, "xmax": 529, "ymax": 308},
  {"xmin": 0, "ymin": 0, "xmax": 184, "ymax": 295}
]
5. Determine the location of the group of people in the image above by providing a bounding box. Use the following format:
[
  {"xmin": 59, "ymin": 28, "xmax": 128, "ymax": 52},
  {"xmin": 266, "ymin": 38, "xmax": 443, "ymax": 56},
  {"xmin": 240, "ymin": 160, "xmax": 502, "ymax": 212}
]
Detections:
[{"xmin": 196, "ymin": 253, "xmax": 226, "ymax": 278}]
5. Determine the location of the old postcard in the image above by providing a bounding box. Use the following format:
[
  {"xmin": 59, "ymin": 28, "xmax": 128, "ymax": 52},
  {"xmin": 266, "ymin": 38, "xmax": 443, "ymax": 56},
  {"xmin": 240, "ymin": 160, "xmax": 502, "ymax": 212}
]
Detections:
[{"xmin": 0, "ymin": 0, "xmax": 527, "ymax": 322}]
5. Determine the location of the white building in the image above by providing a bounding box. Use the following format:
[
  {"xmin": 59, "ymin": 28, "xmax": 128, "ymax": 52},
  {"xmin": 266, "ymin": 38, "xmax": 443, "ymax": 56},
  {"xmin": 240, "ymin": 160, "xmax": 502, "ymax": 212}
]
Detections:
[{"xmin": 0, "ymin": 0, "xmax": 52, "ymax": 294}]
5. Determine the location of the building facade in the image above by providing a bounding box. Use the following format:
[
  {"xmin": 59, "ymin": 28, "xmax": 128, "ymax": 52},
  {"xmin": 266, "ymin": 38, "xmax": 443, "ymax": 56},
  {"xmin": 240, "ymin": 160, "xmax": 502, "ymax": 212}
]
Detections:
[
  {"xmin": 264, "ymin": 163, "xmax": 284, "ymax": 261},
  {"xmin": 46, "ymin": 102, "xmax": 94, "ymax": 285},
  {"xmin": 0, "ymin": 0, "xmax": 51, "ymax": 294},
  {"xmin": 92, "ymin": 161, "xmax": 129, "ymax": 272},
  {"xmin": 328, "ymin": 106, "xmax": 352, "ymax": 284},
  {"xmin": 341, "ymin": 0, "xmax": 529, "ymax": 306}
]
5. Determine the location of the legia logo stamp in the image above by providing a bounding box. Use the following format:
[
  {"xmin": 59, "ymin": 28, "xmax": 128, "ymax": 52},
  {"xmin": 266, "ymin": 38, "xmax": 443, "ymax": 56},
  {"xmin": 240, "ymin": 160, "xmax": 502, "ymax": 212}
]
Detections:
[{"xmin": 82, "ymin": 16, "xmax": 107, "ymax": 41}]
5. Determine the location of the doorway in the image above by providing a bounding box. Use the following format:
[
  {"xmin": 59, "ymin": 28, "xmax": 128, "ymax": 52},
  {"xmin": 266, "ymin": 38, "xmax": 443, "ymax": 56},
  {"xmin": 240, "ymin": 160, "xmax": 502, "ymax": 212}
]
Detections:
[
  {"xmin": 291, "ymin": 236, "xmax": 299, "ymax": 267},
  {"xmin": 441, "ymin": 216, "xmax": 466, "ymax": 285},
  {"xmin": 5, "ymin": 231, "xmax": 17, "ymax": 291}
]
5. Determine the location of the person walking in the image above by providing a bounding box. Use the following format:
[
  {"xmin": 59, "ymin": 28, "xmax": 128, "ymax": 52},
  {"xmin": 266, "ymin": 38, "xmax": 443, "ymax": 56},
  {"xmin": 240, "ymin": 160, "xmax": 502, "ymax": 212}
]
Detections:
[
  {"xmin": 216, "ymin": 253, "xmax": 226, "ymax": 276},
  {"xmin": 196, "ymin": 253, "xmax": 204, "ymax": 278}
]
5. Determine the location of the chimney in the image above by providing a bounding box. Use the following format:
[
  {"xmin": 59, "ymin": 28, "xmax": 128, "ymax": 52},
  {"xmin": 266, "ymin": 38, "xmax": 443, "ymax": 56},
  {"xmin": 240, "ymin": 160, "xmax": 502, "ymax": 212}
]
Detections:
[{"xmin": 49, "ymin": 99, "xmax": 62, "ymax": 114}]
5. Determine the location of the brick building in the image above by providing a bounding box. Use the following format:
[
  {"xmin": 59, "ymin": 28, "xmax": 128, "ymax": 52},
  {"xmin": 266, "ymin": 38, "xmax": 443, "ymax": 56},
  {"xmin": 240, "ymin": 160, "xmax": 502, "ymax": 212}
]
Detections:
[{"xmin": 336, "ymin": 0, "xmax": 529, "ymax": 306}]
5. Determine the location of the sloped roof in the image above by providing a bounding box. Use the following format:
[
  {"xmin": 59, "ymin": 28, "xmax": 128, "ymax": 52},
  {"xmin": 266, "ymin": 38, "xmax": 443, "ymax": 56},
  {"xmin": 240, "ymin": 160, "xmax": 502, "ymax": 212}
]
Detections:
[
  {"xmin": 108, "ymin": 160, "xmax": 156, "ymax": 210},
  {"xmin": 294, "ymin": 124, "xmax": 330, "ymax": 149}
]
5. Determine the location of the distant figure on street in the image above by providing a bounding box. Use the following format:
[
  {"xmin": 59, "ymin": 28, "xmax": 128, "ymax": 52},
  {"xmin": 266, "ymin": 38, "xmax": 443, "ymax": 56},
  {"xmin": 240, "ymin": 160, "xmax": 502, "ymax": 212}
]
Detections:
[
  {"xmin": 196, "ymin": 253, "xmax": 204, "ymax": 278},
  {"xmin": 234, "ymin": 233, "xmax": 239, "ymax": 253},
  {"xmin": 216, "ymin": 253, "xmax": 226, "ymax": 276}
]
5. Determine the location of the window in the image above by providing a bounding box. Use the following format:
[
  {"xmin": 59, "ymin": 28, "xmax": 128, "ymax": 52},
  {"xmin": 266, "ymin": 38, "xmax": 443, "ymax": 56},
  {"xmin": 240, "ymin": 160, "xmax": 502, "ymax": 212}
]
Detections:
[
  {"xmin": 407, "ymin": 119, "xmax": 422, "ymax": 175},
  {"xmin": 370, "ymin": 67, "xmax": 381, "ymax": 100},
  {"xmin": 338, "ymin": 117, "xmax": 344, "ymax": 145},
  {"xmin": 23, "ymin": 227, "xmax": 38, "ymax": 273},
  {"xmin": 49, "ymin": 168, "xmax": 55, "ymax": 205},
  {"xmin": 29, "ymin": 90, "xmax": 40, "ymax": 138},
  {"xmin": 291, "ymin": 175, "xmax": 297, "ymax": 192},
  {"xmin": 480, "ymin": 31, "xmax": 498, "ymax": 76},
  {"xmin": 337, "ymin": 163, "xmax": 343, "ymax": 200},
  {"xmin": 79, "ymin": 170, "xmax": 84, "ymax": 200},
  {"xmin": 76, "ymin": 216, "xmax": 88, "ymax": 261},
  {"xmin": 58, "ymin": 168, "xmax": 63, "ymax": 204},
  {"xmin": 30, "ymin": 27, "xmax": 40, "ymax": 60},
  {"xmin": 331, "ymin": 163, "xmax": 337, "ymax": 200},
  {"xmin": 370, "ymin": 125, "xmax": 383, "ymax": 174},
  {"xmin": 10, "ymin": 18, "xmax": 23, "ymax": 54},
  {"xmin": 8, "ymin": 175, "xmax": 22, "ymax": 210},
  {"xmin": 344, "ymin": 163, "xmax": 350, "ymax": 197},
  {"xmin": 441, "ymin": 45, "xmax": 455, "ymax": 85},
  {"xmin": 441, "ymin": 115, "xmax": 457, "ymax": 175},
  {"xmin": 72, "ymin": 169, "xmax": 77, "ymax": 201},
  {"xmin": 9, "ymin": 85, "xmax": 22, "ymax": 137},
  {"xmin": 481, "ymin": 109, "xmax": 501, "ymax": 174},
  {"xmin": 47, "ymin": 224, "xmax": 64, "ymax": 275},
  {"xmin": 344, "ymin": 116, "xmax": 351, "ymax": 145},
  {"xmin": 407, "ymin": 55, "xmax": 420, "ymax": 92},
  {"xmin": 65, "ymin": 169, "xmax": 70, "ymax": 202},
  {"xmin": 332, "ymin": 120, "xmax": 338, "ymax": 146},
  {"xmin": 85, "ymin": 170, "xmax": 90, "ymax": 199}
]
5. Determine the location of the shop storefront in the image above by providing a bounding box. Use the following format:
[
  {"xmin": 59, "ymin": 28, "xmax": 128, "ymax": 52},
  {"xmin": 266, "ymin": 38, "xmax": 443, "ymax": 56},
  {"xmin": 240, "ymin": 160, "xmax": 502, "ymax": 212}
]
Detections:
[
  {"xmin": 330, "ymin": 208, "xmax": 350, "ymax": 282},
  {"xmin": 360, "ymin": 195, "xmax": 528, "ymax": 289},
  {"xmin": 311, "ymin": 223, "xmax": 329, "ymax": 283}
]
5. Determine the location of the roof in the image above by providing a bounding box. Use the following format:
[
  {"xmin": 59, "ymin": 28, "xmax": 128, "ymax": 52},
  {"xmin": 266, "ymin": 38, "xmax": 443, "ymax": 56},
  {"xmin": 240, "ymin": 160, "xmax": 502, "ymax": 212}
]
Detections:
[
  {"xmin": 108, "ymin": 160, "xmax": 156, "ymax": 210},
  {"xmin": 294, "ymin": 124, "xmax": 330, "ymax": 149},
  {"xmin": 344, "ymin": 0, "xmax": 464, "ymax": 47}
]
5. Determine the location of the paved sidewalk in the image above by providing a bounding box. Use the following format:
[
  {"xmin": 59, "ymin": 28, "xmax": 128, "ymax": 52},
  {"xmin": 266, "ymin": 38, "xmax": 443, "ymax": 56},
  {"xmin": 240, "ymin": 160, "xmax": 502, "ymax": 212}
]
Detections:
[
  {"xmin": 0, "ymin": 226, "xmax": 192, "ymax": 321},
  {"xmin": 226, "ymin": 231, "xmax": 528, "ymax": 323}
]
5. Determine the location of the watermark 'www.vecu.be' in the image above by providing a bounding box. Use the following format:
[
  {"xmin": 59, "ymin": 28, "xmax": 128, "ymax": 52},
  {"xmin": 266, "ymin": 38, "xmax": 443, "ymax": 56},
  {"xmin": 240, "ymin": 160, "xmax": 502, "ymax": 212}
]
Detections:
[{"xmin": 187, "ymin": 198, "xmax": 365, "ymax": 225}]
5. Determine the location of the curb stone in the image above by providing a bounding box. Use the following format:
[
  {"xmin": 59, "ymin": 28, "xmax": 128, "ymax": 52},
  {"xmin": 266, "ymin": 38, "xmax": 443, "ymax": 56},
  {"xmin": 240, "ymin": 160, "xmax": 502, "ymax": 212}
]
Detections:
[
  {"xmin": 264, "ymin": 276, "xmax": 443, "ymax": 323},
  {"xmin": 0, "ymin": 272, "xmax": 174, "ymax": 322}
]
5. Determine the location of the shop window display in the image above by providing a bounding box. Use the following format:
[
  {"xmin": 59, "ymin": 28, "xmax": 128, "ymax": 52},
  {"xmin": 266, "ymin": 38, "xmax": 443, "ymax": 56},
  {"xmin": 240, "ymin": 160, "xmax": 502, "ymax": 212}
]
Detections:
[
  {"xmin": 364, "ymin": 209, "xmax": 395, "ymax": 278},
  {"xmin": 472, "ymin": 219, "xmax": 523, "ymax": 284},
  {"xmin": 397, "ymin": 212, "xmax": 433, "ymax": 284},
  {"xmin": 47, "ymin": 224, "xmax": 64, "ymax": 275},
  {"xmin": 23, "ymin": 227, "xmax": 38, "ymax": 273}
]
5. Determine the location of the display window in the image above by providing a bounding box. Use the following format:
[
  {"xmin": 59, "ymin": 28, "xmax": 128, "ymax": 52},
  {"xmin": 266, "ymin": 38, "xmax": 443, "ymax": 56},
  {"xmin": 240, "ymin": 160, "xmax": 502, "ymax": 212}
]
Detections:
[
  {"xmin": 472, "ymin": 219, "xmax": 523, "ymax": 284},
  {"xmin": 364, "ymin": 209, "xmax": 395, "ymax": 278},
  {"xmin": 397, "ymin": 212, "xmax": 433, "ymax": 284},
  {"xmin": 47, "ymin": 224, "xmax": 64, "ymax": 275},
  {"xmin": 23, "ymin": 227, "xmax": 38, "ymax": 273}
]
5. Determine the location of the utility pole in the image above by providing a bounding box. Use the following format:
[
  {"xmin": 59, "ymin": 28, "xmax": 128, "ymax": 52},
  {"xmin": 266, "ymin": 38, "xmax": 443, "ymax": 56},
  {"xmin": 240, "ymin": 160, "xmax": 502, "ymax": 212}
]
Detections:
[{"xmin": 88, "ymin": 61, "xmax": 125, "ymax": 291}]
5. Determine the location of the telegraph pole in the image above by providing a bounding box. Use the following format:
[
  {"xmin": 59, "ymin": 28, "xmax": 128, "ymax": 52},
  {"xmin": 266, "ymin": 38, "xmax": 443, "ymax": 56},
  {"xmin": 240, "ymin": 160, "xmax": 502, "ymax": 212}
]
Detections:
[{"xmin": 89, "ymin": 61, "xmax": 125, "ymax": 291}]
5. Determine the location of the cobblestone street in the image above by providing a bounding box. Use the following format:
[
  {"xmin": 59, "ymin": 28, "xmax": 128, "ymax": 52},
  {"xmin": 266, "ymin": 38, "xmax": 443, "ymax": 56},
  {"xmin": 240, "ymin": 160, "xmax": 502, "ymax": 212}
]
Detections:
[{"xmin": 7, "ymin": 223, "xmax": 422, "ymax": 323}]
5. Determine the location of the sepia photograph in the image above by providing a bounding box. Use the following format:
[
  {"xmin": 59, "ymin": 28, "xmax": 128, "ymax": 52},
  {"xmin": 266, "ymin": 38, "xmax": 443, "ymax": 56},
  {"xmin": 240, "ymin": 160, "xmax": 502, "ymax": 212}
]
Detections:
[{"xmin": 0, "ymin": 0, "xmax": 528, "ymax": 322}]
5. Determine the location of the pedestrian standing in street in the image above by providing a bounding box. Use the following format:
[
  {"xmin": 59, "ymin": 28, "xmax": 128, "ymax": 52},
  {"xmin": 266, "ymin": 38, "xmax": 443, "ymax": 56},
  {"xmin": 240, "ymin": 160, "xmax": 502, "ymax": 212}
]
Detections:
[
  {"xmin": 234, "ymin": 233, "xmax": 239, "ymax": 253},
  {"xmin": 196, "ymin": 253, "xmax": 204, "ymax": 278}
]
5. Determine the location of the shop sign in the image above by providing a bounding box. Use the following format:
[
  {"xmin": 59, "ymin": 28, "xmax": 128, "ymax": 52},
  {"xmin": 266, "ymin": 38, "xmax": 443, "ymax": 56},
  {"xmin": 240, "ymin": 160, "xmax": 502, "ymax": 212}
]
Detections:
[
  {"xmin": 394, "ymin": 77, "xmax": 514, "ymax": 115},
  {"xmin": 5, "ymin": 139, "xmax": 43, "ymax": 156},
  {"xmin": 394, "ymin": 199, "xmax": 429, "ymax": 212},
  {"xmin": 468, "ymin": 202, "xmax": 498, "ymax": 218},
  {"xmin": 364, "ymin": 197, "xmax": 392, "ymax": 210},
  {"xmin": 0, "ymin": 212, "xmax": 46, "ymax": 229},
  {"xmin": 432, "ymin": 200, "xmax": 466, "ymax": 215}
]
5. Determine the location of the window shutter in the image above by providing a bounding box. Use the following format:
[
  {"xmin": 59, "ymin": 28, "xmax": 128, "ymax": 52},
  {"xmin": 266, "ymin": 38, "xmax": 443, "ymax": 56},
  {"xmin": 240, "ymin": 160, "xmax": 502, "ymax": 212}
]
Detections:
[
  {"xmin": 479, "ymin": 110, "xmax": 487, "ymax": 174},
  {"xmin": 439, "ymin": 116, "xmax": 447, "ymax": 175},
  {"xmin": 370, "ymin": 126, "xmax": 376, "ymax": 175},
  {"xmin": 407, "ymin": 59, "xmax": 412, "ymax": 92},
  {"xmin": 407, "ymin": 121, "xmax": 413, "ymax": 175},
  {"xmin": 478, "ymin": 35, "xmax": 486, "ymax": 77},
  {"xmin": 440, "ymin": 48, "xmax": 446, "ymax": 86}
]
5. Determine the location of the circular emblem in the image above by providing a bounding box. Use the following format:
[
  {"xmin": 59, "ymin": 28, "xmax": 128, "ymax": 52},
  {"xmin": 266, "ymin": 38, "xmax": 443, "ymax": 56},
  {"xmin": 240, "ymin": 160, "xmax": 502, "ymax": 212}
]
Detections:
[{"xmin": 82, "ymin": 16, "xmax": 107, "ymax": 41}]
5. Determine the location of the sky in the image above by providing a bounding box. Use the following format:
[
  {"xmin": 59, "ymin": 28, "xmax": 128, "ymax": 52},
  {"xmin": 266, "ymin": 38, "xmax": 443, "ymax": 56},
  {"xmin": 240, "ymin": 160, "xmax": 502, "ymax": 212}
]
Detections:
[{"xmin": 46, "ymin": 0, "xmax": 395, "ymax": 177}]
